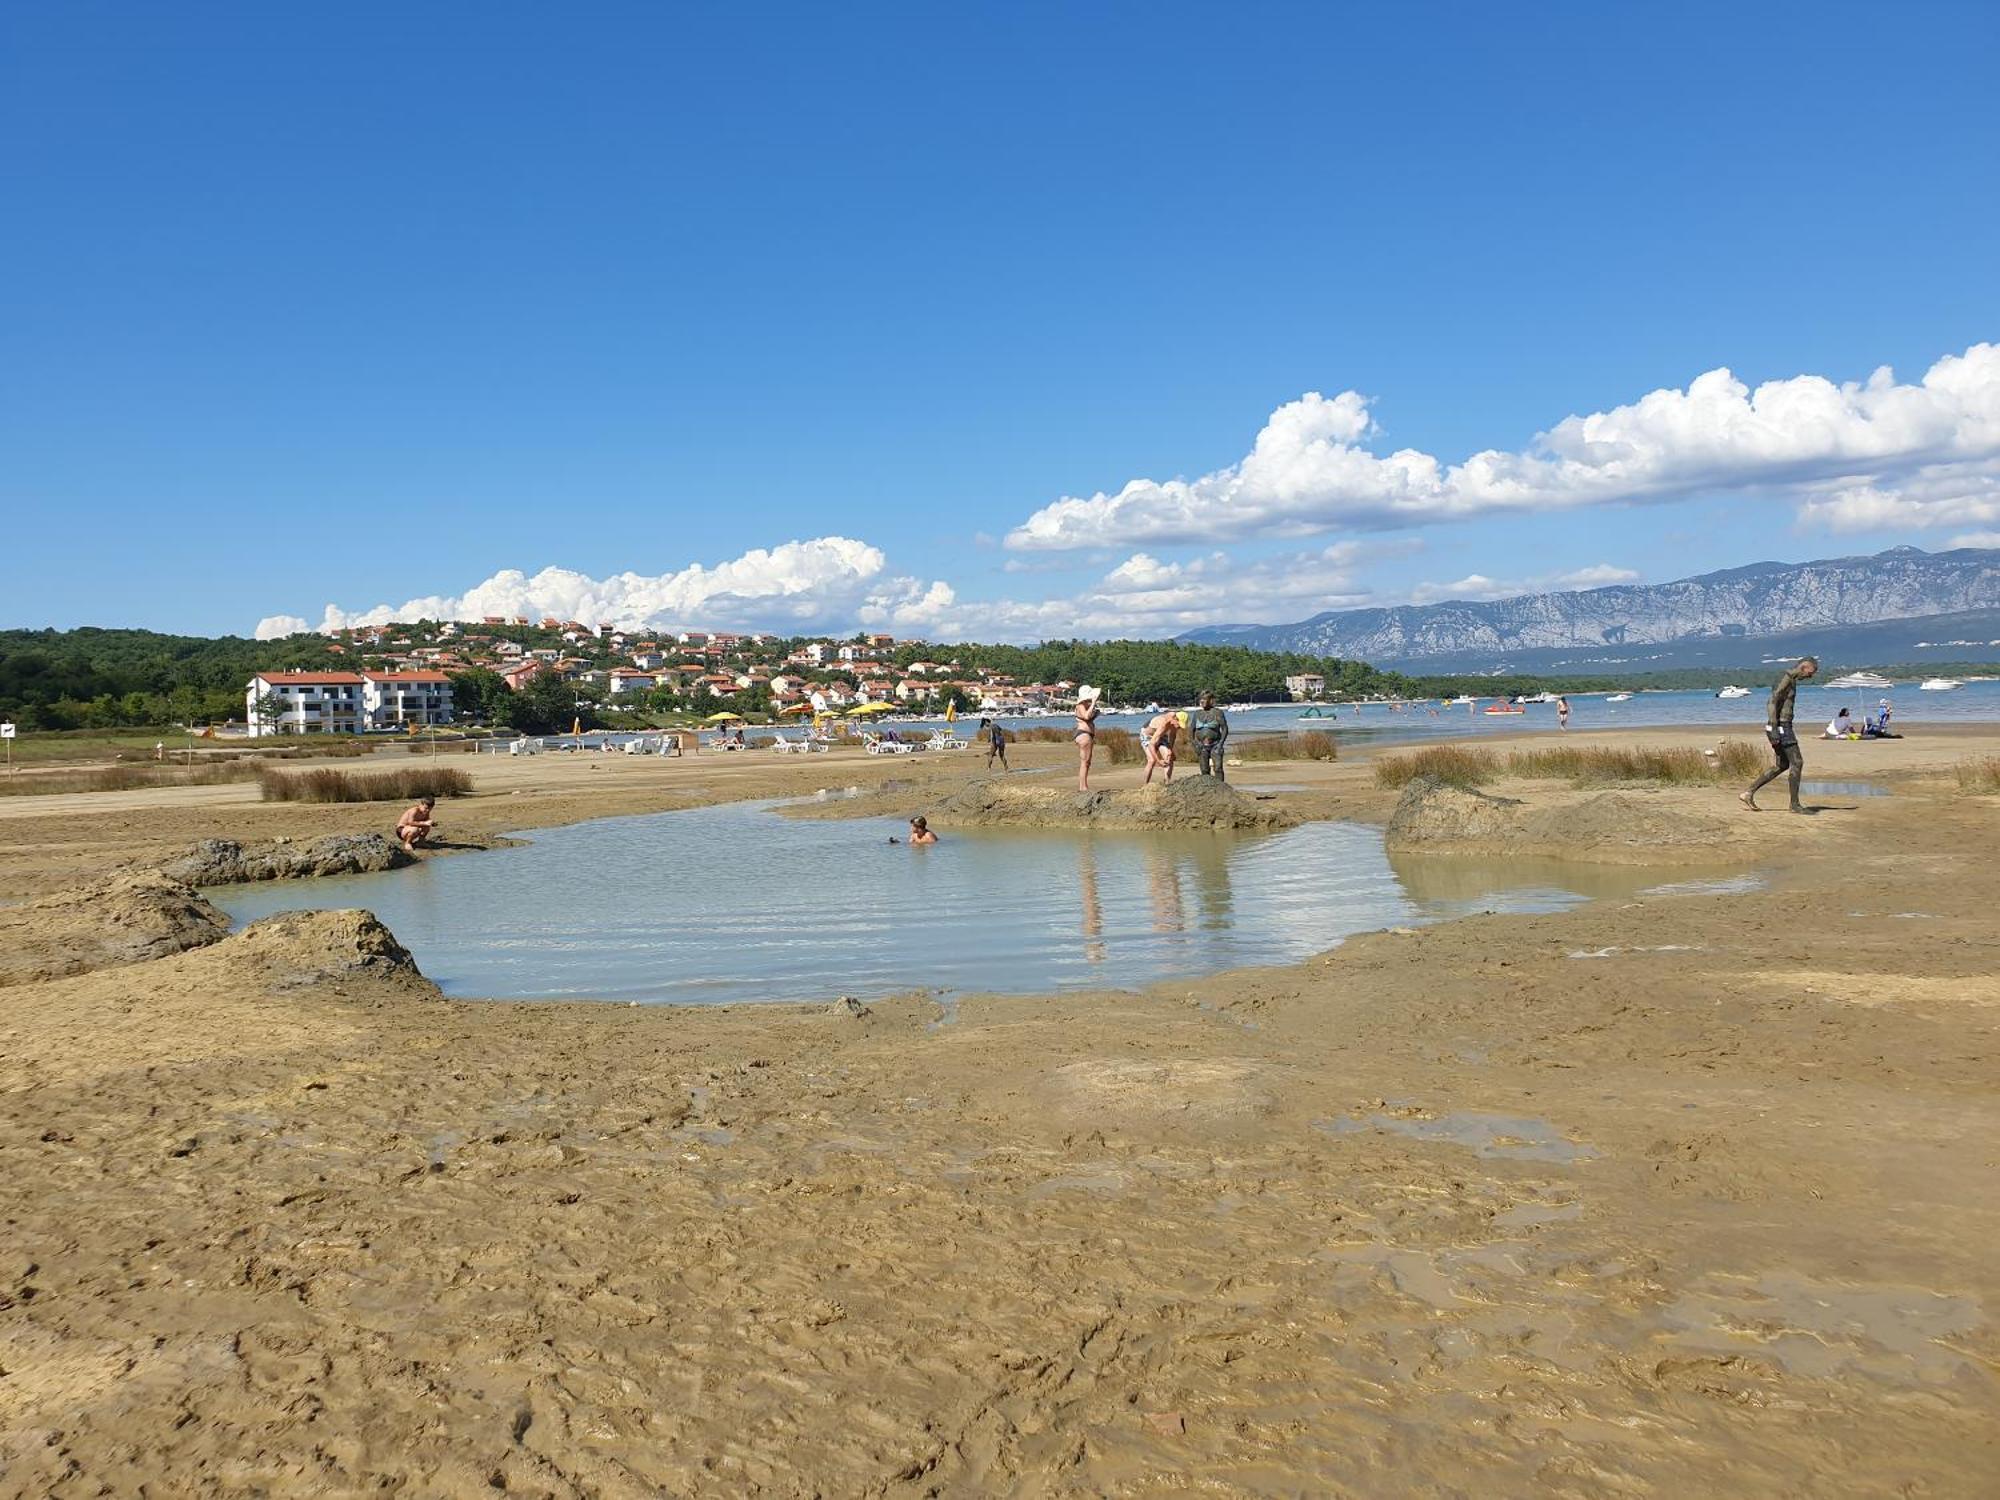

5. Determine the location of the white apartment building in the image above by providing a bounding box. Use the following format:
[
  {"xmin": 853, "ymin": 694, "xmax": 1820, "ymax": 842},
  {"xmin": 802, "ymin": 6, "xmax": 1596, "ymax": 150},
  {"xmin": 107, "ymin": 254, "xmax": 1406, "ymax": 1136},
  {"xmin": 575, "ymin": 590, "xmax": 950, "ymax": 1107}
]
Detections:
[
  {"xmin": 246, "ymin": 670, "xmax": 455, "ymax": 736},
  {"xmin": 1284, "ymin": 673, "xmax": 1326, "ymax": 701}
]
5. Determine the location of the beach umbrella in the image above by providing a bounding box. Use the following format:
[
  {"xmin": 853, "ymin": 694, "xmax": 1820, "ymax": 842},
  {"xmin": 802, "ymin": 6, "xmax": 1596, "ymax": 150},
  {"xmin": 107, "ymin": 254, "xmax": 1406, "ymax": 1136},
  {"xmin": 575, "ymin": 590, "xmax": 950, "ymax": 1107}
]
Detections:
[
  {"xmin": 704, "ymin": 711, "xmax": 744, "ymax": 722},
  {"xmin": 847, "ymin": 701, "xmax": 895, "ymax": 715},
  {"xmin": 779, "ymin": 702, "xmax": 814, "ymax": 715},
  {"xmin": 945, "ymin": 700, "xmax": 957, "ymax": 724}
]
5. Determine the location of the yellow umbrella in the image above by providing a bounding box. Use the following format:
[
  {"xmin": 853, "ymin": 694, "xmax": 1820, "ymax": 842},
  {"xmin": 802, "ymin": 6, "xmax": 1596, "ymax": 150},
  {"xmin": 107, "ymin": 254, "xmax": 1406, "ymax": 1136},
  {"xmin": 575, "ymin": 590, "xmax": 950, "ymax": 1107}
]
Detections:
[
  {"xmin": 846, "ymin": 701, "xmax": 895, "ymax": 715},
  {"xmin": 945, "ymin": 700, "xmax": 957, "ymax": 724},
  {"xmin": 704, "ymin": 711, "xmax": 744, "ymax": 722},
  {"xmin": 779, "ymin": 702, "xmax": 814, "ymax": 715}
]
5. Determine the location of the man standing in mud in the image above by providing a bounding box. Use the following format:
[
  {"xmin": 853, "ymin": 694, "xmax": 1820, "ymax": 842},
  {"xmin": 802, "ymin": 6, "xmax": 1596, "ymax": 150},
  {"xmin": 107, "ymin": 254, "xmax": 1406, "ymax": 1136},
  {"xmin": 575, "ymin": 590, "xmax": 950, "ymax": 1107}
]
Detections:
[
  {"xmin": 1191, "ymin": 692, "xmax": 1230, "ymax": 779},
  {"xmin": 1741, "ymin": 656, "xmax": 1818, "ymax": 812}
]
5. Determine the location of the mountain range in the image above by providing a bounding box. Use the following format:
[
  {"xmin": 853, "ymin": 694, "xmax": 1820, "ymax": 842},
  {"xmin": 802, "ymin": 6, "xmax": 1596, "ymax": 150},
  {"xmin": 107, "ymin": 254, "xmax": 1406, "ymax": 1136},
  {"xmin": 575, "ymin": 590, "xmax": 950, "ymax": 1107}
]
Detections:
[{"xmin": 1180, "ymin": 546, "xmax": 2000, "ymax": 674}]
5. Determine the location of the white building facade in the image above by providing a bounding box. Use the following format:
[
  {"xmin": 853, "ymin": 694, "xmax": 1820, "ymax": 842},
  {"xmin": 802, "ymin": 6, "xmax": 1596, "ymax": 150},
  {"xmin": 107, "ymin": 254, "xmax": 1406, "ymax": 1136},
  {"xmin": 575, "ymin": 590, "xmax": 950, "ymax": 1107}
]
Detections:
[{"xmin": 246, "ymin": 670, "xmax": 454, "ymax": 736}]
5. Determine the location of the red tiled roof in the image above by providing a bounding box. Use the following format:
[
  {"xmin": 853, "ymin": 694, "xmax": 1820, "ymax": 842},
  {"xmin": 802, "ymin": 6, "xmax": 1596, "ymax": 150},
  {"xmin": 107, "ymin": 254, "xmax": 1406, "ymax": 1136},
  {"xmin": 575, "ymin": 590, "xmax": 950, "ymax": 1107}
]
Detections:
[
  {"xmin": 256, "ymin": 672, "xmax": 365, "ymax": 685},
  {"xmin": 363, "ymin": 671, "xmax": 452, "ymax": 683}
]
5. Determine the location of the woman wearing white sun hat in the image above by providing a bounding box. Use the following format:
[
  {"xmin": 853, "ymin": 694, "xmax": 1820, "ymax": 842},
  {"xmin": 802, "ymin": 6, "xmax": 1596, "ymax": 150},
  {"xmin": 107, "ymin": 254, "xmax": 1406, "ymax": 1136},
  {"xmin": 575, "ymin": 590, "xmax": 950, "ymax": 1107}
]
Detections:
[{"xmin": 1074, "ymin": 685, "xmax": 1103, "ymax": 792}]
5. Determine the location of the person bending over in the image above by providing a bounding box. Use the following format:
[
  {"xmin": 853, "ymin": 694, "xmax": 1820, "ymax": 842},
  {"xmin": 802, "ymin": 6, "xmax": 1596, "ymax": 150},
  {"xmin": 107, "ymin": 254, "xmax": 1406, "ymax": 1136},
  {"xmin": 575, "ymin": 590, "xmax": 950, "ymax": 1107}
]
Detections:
[
  {"xmin": 396, "ymin": 796, "xmax": 437, "ymax": 852},
  {"xmin": 1141, "ymin": 710, "xmax": 1181, "ymax": 784},
  {"xmin": 1742, "ymin": 656, "xmax": 1817, "ymax": 812}
]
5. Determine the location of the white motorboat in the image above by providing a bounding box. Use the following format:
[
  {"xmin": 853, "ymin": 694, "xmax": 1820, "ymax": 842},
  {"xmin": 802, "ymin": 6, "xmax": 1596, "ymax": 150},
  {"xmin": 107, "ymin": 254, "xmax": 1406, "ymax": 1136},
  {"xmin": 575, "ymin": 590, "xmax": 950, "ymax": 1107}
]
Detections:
[
  {"xmin": 1445, "ymin": 694, "xmax": 1475, "ymax": 706},
  {"xmin": 1716, "ymin": 685, "xmax": 1752, "ymax": 699},
  {"xmin": 1605, "ymin": 692, "xmax": 1633, "ymax": 703},
  {"xmin": 1919, "ymin": 677, "xmax": 1963, "ymax": 691},
  {"xmin": 1520, "ymin": 691, "xmax": 1558, "ymax": 704}
]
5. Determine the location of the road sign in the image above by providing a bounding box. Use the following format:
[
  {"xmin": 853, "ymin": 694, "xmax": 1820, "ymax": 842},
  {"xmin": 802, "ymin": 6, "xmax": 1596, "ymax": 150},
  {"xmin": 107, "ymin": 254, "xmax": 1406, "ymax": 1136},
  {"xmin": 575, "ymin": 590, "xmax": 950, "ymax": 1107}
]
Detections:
[{"xmin": 0, "ymin": 722, "xmax": 14, "ymax": 738}]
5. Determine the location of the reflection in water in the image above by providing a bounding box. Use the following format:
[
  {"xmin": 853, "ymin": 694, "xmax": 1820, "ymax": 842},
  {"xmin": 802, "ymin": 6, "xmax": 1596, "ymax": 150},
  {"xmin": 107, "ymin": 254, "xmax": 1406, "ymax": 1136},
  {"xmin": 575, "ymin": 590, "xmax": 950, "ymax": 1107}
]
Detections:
[
  {"xmin": 1077, "ymin": 840, "xmax": 1106, "ymax": 966},
  {"xmin": 211, "ymin": 800, "xmax": 1750, "ymax": 1007},
  {"xmin": 1387, "ymin": 851, "xmax": 1746, "ymax": 910},
  {"xmin": 1146, "ymin": 844, "xmax": 1186, "ymax": 937}
]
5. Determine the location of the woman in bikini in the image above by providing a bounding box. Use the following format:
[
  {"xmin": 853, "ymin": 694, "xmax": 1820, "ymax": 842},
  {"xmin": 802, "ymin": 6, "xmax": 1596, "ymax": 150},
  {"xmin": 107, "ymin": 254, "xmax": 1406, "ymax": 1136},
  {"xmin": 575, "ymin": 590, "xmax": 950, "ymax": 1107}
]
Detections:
[{"xmin": 1074, "ymin": 685, "xmax": 1102, "ymax": 792}]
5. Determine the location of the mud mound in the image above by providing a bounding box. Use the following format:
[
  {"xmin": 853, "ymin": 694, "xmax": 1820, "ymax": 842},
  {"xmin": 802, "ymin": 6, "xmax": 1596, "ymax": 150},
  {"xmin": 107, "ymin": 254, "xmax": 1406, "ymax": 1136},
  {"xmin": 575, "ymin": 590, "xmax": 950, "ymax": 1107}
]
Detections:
[
  {"xmin": 156, "ymin": 834, "xmax": 412, "ymax": 887},
  {"xmin": 1387, "ymin": 776, "xmax": 1737, "ymax": 865},
  {"xmin": 222, "ymin": 909, "xmax": 439, "ymax": 996},
  {"xmin": 0, "ymin": 872, "xmax": 229, "ymax": 987},
  {"xmin": 1384, "ymin": 777, "xmax": 1523, "ymax": 848},
  {"xmin": 936, "ymin": 777, "xmax": 1296, "ymax": 831},
  {"xmin": 1523, "ymin": 792, "xmax": 1733, "ymax": 858}
]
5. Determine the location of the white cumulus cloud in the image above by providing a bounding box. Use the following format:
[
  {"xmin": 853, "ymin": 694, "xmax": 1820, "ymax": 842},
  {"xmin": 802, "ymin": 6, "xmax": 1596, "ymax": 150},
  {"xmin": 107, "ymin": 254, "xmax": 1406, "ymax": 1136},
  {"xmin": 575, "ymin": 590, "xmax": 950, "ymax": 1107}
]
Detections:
[
  {"xmin": 1006, "ymin": 343, "xmax": 2000, "ymax": 550},
  {"xmin": 267, "ymin": 538, "xmax": 940, "ymax": 637},
  {"xmin": 253, "ymin": 614, "xmax": 313, "ymax": 640},
  {"xmin": 1946, "ymin": 530, "xmax": 2000, "ymax": 549}
]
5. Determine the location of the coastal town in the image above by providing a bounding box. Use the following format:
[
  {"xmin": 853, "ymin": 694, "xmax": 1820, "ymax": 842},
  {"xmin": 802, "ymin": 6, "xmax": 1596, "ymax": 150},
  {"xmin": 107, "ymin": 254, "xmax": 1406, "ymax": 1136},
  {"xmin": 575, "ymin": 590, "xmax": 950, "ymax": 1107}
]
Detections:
[{"xmin": 249, "ymin": 617, "xmax": 1127, "ymax": 733}]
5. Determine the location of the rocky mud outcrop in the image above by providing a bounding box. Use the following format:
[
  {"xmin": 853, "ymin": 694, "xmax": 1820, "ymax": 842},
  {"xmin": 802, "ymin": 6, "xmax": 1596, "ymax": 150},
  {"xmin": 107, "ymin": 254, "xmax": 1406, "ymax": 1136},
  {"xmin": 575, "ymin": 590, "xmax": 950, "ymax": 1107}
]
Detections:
[
  {"xmin": 0, "ymin": 871, "xmax": 231, "ymax": 986},
  {"xmin": 156, "ymin": 834, "xmax": 413, "ymax": 887},
  {"xmin": 220, "ymin": 908, "xmax": 438, "ymax": 996},
  {"xmin": 934, "ymin": 777, "xmax": 1298, "ymax": 831}
]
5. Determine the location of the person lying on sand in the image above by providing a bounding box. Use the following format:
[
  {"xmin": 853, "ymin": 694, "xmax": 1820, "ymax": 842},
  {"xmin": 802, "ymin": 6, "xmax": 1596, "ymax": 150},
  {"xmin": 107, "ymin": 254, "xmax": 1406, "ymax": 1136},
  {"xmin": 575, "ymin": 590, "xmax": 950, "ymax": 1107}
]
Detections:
[{"xmin": 395, "ymin": 796, "xmax": 437, "ymax": 852}]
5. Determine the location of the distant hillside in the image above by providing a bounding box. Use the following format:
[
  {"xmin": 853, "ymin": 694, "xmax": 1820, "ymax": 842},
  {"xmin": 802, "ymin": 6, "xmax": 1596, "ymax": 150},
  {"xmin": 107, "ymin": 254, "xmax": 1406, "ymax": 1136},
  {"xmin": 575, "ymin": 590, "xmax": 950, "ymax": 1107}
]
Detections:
[{"xmin": 1181, "ymin": 546, "xmax": 2000, "ymax": 673}]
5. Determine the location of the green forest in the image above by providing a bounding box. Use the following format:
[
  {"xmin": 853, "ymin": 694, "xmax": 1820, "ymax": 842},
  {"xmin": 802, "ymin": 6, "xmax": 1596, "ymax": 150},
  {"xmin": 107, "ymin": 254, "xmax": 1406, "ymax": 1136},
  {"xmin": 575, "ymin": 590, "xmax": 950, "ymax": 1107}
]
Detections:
[{"xmin": 0, "ymin": 628, "xmax": 347, "ymax": 730}]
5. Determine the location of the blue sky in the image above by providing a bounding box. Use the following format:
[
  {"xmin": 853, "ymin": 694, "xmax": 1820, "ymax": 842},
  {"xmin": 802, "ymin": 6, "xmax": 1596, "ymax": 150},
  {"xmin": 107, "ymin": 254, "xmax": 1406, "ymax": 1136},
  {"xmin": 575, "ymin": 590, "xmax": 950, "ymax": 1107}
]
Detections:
[{"xmin": 4, "ymin": 1, "xmax": 1997, "ymax": 640}]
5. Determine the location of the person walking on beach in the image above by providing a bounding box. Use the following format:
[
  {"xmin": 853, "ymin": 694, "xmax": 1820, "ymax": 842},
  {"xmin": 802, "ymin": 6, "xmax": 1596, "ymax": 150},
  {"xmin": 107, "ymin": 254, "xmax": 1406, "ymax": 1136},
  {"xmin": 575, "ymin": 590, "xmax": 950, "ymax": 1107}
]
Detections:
[
  {"xmin": 1191, "ymin": 692, "xmax": 1230, "ymax": 779},
  {"xmin": 1742, "ymin": 656, "xmax": 1818, "ymax": 813},
  {"xmin": 1556, "ymin": 695, "xmax": 1570, "ymax": 731},
  {"xmin": 982, "ymin": 717, "xmax": 1007, "ymax": 770},
  {"xmin": 1074, "ymin": 686, "xmax": 1102, "ymax": 792},
  {"xmin": 1141, "ymin": 709, "xmax": 1180, "ymax": 784}
]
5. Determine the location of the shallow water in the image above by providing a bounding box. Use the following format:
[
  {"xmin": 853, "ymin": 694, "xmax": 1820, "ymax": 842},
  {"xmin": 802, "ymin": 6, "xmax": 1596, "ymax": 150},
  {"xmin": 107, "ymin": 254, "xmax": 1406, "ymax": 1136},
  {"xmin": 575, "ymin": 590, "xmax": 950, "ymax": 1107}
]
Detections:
[{"xmin": 216, "ymin": 800, "xmax": 1729, "ymax": 1006}]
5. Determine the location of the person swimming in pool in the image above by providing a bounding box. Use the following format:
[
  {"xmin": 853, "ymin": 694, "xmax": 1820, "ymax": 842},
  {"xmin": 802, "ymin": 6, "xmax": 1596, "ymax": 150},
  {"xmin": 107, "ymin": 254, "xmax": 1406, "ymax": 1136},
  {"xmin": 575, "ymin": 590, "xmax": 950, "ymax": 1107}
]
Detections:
[{"xmin": 1074, "ymin": 685, "xmax": 1102, "ymax": 792}]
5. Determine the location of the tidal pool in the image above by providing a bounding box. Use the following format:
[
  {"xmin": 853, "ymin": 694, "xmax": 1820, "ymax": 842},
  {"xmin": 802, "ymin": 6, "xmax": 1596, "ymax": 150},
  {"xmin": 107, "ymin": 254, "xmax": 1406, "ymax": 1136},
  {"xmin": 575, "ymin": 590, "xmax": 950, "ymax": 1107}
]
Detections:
[{"xmin": 213, "ymin": 799, "xmax": 1710, "ymax": 1006}]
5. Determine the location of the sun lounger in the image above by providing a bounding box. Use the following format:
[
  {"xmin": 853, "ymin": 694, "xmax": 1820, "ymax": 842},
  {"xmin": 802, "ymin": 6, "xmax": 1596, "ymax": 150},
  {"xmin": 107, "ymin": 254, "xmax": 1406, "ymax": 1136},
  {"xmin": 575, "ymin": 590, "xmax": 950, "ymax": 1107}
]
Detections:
[{"xmin": 862, "ymin": 730, "xmax": 915, "ymax": 756}]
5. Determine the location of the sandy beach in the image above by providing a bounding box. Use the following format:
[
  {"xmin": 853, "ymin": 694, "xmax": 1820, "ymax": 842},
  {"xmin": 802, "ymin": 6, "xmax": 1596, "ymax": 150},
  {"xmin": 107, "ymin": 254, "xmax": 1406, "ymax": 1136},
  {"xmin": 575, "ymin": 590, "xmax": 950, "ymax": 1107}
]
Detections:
[{"xmin": 2, "ymin": 728, "xmax": 1997, "ymax": 1496}]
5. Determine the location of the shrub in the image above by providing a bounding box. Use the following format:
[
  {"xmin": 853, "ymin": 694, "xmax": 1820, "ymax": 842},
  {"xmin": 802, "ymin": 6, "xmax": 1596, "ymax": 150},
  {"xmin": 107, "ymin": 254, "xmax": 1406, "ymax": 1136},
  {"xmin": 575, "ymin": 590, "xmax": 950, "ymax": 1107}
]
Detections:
[
  {"xmin": 1233, "ymin": 730, "xmax": 1337, "ymax": 762},
  {"xmin": 1373, "ymin": 745, "xmax": 1499, "ymax": 789},
  {"xmin": 1955, "ymin": 756, "xmax": 2000, "ymax": 794},
  {"xmin": 1008, "ymin": 725, "xmax": 1142, "ymax": 764},
  {"xmin": 258, "ymin": 766, "xmax": 474, "ymax": 803},
  {"xmin": 1507, "ymin": 742, "xmax": 1761, "ymax": 783},
  {"xmin": 0, "ymin": 762, "xmax": 262, "ymax": 797}
]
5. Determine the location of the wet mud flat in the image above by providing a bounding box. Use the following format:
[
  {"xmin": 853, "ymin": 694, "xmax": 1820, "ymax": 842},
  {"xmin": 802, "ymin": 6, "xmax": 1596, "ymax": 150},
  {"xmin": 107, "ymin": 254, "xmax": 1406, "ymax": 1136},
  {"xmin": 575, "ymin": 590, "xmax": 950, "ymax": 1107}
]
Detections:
[{"xmin": 2, "ymin": 776, "xmax": 1998, "ymax": 1494}]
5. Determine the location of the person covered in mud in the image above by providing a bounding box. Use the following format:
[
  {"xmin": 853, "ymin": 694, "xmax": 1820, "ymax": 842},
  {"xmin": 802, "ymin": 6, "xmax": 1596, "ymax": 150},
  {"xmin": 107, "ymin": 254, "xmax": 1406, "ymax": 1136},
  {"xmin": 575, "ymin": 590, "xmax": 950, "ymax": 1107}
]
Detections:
[
  {"xmin": 1742, "ymin": 655, "xmax": 1817, "ymax": 812},
  {"xmin": 981, "ymin": 716, "xmax": 1007, "ymax": 770},
  {"xmin": 1191, "ymin": 692, "xmax": 1230, "ymax": 779},
  {"xmin": 395, "ymin": 796, "xmax": 437, "ymax": 852},
  {"xmin": 1141, "ymin": 710, "xmax": 1180, "ymax": 784}
]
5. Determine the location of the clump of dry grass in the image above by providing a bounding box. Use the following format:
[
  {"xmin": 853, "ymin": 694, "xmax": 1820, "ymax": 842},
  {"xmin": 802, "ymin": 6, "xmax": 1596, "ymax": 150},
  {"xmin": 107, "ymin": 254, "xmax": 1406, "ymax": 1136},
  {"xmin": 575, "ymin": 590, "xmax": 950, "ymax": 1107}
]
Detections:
[
  {"xmin": 1954, "ymin": 756, "xmax": 2000, "ymax": 793},
  {"xmin": 1507, "ymin": 742, "xmax": 1761, "ymax": 783},
  {"xmin": 0, "ymin": 762, "xmax": 262, "ymax": 797},
  {"xmin": 1233, "ymin": 730, "xmax": 1337, "ymax": 762},
  {"xmin": 258, "ymin": 766, "xmax": 473, "ymax": 803},
  {"xmin": 1008, "ymin": 725, "xmax": 1142, "ymax": 764},
  {"xmin": 1373, "ymin": 745, "xmax": 1499, "ymax": 789}
]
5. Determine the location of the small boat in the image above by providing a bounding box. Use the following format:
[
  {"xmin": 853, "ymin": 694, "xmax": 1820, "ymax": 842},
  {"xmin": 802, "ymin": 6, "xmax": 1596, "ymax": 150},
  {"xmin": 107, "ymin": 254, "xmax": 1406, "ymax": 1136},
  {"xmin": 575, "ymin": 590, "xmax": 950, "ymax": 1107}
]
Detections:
[
  {"xmin": 1520, "ymin": 691, "xmax": 1558, "ymax": 704},
  {"xmin": 1716, "ymin": 685, "xmax": 1752, "ymax": 699},
  {"xmin": 1143, "ymin": 701, "xmax": 1161, "ymax": 713},
  {"xmin": 1296, "ymin": 705, "xmax": 1334, "ymax": 720},
  {"xmin": 1445, "ymin": 694, "xmax": 1475, "ymax": 706},
  {"xmin": 1919, "ymin": 678, "xmax": 1963, "ymax": 691},
  {"xmin": 1605, "ymin": 692, "xmax": 1633, "ymax": 703},
  {"xmin": 1482, "ymin": 703, "xmax": 1525, "ymax": 715}
]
